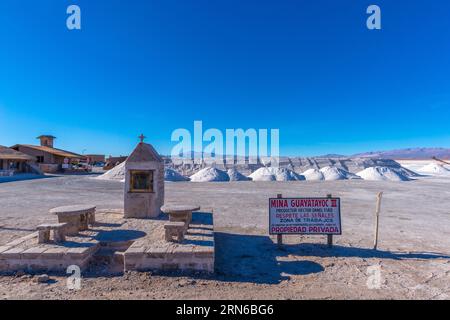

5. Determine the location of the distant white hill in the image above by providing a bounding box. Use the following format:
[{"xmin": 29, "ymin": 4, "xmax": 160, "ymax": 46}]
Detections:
[
  {"xmin": 249, "ymin": 167, "xmax": 305, "ymax": 181},
  {"xmin": 357, "ymin": 167, "xmax": 411, "ymax": 181},
  {"xmin": 319, "ymin": 166, "xmax": 361, "ymax": 181},
  {"xmin": 190, "ymin": 167, "xmax": 230, "ymax": 182},
  {"xmin": 417, "ymin": 163, "xmax": 450, "ymax": 175}
]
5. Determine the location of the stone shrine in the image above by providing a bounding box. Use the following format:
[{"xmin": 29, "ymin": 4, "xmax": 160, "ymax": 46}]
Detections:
[{"xmin": 124, "ymin": 135, "xmax": 165, "ymax": 218}]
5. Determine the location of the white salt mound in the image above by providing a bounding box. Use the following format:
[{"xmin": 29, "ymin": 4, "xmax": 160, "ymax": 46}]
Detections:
[
  {"xmin": 249, "ymin": 167, "xmax": 305, "ymax": 182},
  {"xmin": 165, "ymin": 168, "xmax": 190, "ymax": 182},
  {"xmin": 96, "ymin": 162, "xmax": 125, "ymax": 182},
  {"xmin": 227, "ymin": 168, "xmax": 251, "ymax": 181},
  {"xmin": 302, "ymin": 168, "xmax": 325, "ymax": 181},
  {"xmin": 357, "ymin": 166, "xmax": 410, "ymax": 181},
  {"xmin": 418, "ymin": 163, "xmax": 450, "ymax": 175},
  {"xmin": 248, "ymin": 167, "xmax": 276, "ymax": 181},
  {"xmin": 320, "ymin": 166, "xmax": 360, "ymax": 181},
  {"xmin": 190, "ymin": 167, "xmax": 230, "ymax": 182}
]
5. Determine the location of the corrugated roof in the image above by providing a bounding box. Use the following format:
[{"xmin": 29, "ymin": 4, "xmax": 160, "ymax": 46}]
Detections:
[
  {"xmin": 0, "ymin": 145, "xmax": 34, "ymax": 161},
  {"xmin": 11, "ymin": 144, "xmax": 83, "ymax": 159}
]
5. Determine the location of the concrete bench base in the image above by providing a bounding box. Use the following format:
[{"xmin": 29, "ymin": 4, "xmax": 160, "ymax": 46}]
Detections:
[
  {"xmin": 1, "ymin": 210, "xmax": 214, "ymax": 275},
  {"xmin": 124, "ymin": 213, "xmax": 214, "ymax": 273},
  {"xmin": 164, "ymin": 222, "xmax": 186, "ymax": 243},
  {"xmin": 0, "ymin": 233, "xmax": 99, "ymax": 274}
]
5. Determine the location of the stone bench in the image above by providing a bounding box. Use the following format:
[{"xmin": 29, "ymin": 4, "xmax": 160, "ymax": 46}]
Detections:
[
  {"xmin": 164, "ymin": 222, "xmax": 186, "ymax": 243},
  {"xmin": 37, "ymin": 223, "xmax": 68, "ymax": 243},
  {"xmin": 49, "ymin": 205, "xmax": 96, "ymax": 235}
]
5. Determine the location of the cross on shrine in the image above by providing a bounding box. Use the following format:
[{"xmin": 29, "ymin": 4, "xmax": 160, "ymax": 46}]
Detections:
[{"xmin": 138, "ymin": 134, "xmax": 146, "ymax": 143}]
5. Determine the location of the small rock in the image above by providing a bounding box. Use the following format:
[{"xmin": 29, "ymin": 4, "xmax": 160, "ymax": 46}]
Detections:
[
  {"xmin": 36, "ymin": 274, "xmax": 50, "ymax": 283},
  {"xmin": 15, "ymin": 271, "xmax": 26, "ymax": 277}
]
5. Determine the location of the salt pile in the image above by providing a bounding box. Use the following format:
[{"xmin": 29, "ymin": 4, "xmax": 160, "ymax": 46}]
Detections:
[
  {"xmin": 227, "ymin": 168, "xmax": 251, "ymax": 181},
  {"xmin": 302, "ymin": 168, "xmax": 325, "ymax": 181},
  {"xmin": 189, "ymin": 167, "xmax": 230, "ymax": 182},
  {"xmin": 249, "ymin": 167, "xmax": 305, "ymax": 181},
  {"xmin": 320, "ymin": 166, "xmax": 360, "ymax": 180},
  {"xmin": 418, "ymin": 163, "xmax": 450, "ymax": 175},
  {"xmin": 248, "ymin": 168, "xmax": 276, "ymax": 181},
  {"xmin": 357, "ymin": 167, "xmax": 410, "ymax": 181},
  {"xmin": 165, "ymin": 168, "xmax": 190, "ymax": 182},
  {"xmin": 96, "ymin": 161, "xmax": 125, "ymax": 182}
]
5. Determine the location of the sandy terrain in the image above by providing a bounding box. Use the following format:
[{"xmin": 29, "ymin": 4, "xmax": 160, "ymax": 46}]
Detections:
[{"xmin": 1, "ymin": 175, "xmax": 450, "ymax": 299}]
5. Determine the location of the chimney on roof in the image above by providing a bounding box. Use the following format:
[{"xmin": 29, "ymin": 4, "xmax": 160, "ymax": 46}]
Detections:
[{"xmin": 37, "ymin": 135, "xmax": 56, "ymax": 148}]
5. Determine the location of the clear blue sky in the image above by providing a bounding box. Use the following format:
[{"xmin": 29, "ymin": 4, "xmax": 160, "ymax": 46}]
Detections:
[{"xmin": 0, "ymin": 0, "xmax": 449, "ymax": 157}]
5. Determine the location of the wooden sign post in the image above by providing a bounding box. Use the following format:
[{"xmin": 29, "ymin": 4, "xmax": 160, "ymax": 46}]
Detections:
[
  {"xmin": 276, "ymin": 193, "xmax": 283, "ymax": 248},
  {"xmin": 326, "ymin": 194, "xmax": 333, "ymax": 248},
  {"xmin": 373, "ymin": 192, "xmax": 383, "ymax": 250}
]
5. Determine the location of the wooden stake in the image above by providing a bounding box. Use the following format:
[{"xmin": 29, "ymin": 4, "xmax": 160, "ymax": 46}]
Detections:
[
  {"xmin": 277, "ymin": 193, "xmax": 283, "ymax": 248},
  {"xmin": 326, "ymin": 194, "xmax": 333, "ymax": 248},
  {"xmin": 277, "ymin": 234, "xmax": 283, "ymax": 248},
  {"xmin": 373, "ymin": 192, "xmax": 383, "ymax": 250}
]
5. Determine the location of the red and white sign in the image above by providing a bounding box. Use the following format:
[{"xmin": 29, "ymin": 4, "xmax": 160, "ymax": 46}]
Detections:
[{"xmin": 269, "ymin": 197, "xmax": 342, "ymax": 235}]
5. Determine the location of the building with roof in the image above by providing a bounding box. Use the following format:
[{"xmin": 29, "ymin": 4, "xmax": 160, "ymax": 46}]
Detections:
[
  {"xmin": 11, "ymin": 135, "xmax": 85, "ymax": 173},
  {"xmin": 0, "ymin": 145, "xmax": 37, "ymax": 175},
  {"xmin": 85, "ymin": 154, "xmax": 106, "ymax": 165}
]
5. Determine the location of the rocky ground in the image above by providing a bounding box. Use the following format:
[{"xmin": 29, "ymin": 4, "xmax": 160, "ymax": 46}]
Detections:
[{"xmin": 1, "ymin": 175, "xmax": 450, "ymax": 299}]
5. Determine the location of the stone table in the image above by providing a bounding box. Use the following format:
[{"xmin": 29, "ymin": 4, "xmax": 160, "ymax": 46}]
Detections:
[
  {"xmin": 161, "ymin": 205, "xmax": 201, "ymax": 226},
  {"xmin": 50, "ymin": 205, "xmax": 96, "ymax": 235}
]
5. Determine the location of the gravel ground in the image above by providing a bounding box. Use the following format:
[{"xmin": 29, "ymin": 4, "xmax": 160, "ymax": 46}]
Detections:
[{"xmin": 1, "ymin": 175, "xmax": 450, "ymax": 299}]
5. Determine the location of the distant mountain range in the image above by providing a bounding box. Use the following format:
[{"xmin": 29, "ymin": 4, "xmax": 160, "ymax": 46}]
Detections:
[
  {"xmin": 315, "ymin": 154, "xmax": 348, "ymax": 158},
  {"xmin": 352, "ymin": 148, "xmax": 450, "ymax": 160},
  {"xmin": 168, "ymin": 148, "xmax": 450, "ymax": 160}
]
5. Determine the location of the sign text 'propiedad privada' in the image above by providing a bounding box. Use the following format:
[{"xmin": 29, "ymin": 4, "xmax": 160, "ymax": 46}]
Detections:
[{"xmin": 269, "ymin": 197, "xmax": 342, "ymax": 235}]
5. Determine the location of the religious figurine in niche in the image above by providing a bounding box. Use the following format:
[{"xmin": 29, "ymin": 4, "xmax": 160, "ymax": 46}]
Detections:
[{"xmin": 130, "ymin": 170, "xmax": 154, "ymax": 193}]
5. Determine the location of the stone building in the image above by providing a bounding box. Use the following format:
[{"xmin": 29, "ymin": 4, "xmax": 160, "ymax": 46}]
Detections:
[
  {"xmin": 124, "ymin": 137, "xmax": 164, "ymax": 218},
  {"xmin": 85, "ymin": 154, "xmax": 106, "ymax": 165},
  {"xmin": 0, "ymin": 145, "xmax": 36, "ymax": 175},
  {"xmin": 11, "ymin": 135, "xmax": 84, "ymax": 173}
]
